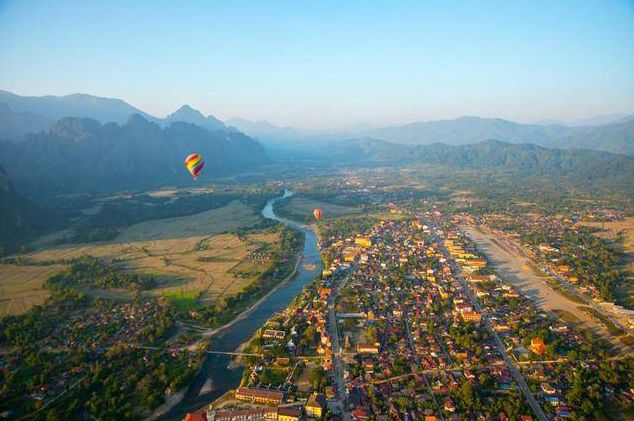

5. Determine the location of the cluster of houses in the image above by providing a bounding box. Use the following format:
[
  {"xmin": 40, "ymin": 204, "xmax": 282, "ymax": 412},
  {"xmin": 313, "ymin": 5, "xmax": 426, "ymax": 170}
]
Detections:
[
  {"xmin": 309, "ymin": 217, "xmax": 539, "ymax": 418},
  {"xmin": 184, "ymin": 206, "xmax": 633, "ymax": 421},
  {"xmin": 184, "ymin": 389, "xmax": 327, "ymax": 421}
]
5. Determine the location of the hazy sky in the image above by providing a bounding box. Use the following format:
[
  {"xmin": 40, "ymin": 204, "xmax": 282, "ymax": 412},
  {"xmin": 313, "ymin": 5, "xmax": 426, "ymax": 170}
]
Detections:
[{"xmin": 1, "ymin": 0, "xmax": 633, "ymax": 128}]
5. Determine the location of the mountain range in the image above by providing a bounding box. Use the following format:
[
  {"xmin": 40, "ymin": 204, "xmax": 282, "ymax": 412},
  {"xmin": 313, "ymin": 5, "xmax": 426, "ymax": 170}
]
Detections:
[
  {"xmin": 1, "ymin": 90, "xmax": 632, "ymax": 157},
  {"xmin": 0, "ymin": 91, "xmax": 230, "ymax": 141},
  {"xmin": 0, "ymin": 89, "xmax": 632, "ymax": 197},
  {"xmin": 233, "ymin": 115, "xmax": 634, "ymax": 157},
  {"xmin": 321, "ymin": 137, "xmax": 634, "ymax": 192},
  {"xmin": 0, "ymin": 115, "xmax": 267, "ymax": 195}
]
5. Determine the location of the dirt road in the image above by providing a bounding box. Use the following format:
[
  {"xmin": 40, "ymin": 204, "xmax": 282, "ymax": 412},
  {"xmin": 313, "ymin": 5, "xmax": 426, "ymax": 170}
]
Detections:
[{"xmin": 463, "ymin": 226, "xmax": 632, "ymax": 356}]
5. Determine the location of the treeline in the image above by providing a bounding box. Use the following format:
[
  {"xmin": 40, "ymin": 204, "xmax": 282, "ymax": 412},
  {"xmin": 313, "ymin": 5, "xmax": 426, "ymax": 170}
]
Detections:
[
  {"xmin": 46, "ymin": 255, "xmax": 156, "ymax": 291},
  {"xmin": 67, "ymin": 190, "xmax": 279, "ymax": 243}
]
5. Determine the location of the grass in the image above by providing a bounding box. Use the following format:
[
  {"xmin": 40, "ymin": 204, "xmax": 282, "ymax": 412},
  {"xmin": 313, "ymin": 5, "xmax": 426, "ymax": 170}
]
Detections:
[
  {"xmin": 552, "ymin": 309, "xmax": 582, "ymax": 323},
  {"xmin": 162, "ymin": 290, "xmax": 201, "ymax": 312},
  {"xmin": 276, "ymin": 196, "xmax": 361, "ymax": 221},
  {"xmin": 117, "ymin": 200, "xmax": 260, "ymax": 241},
  {"xmin": 0, "ymin": 264, "xmax": 64, "ymax": 316},
  {"xmin": 578, "ymin": 306, "xmax": 625, "ymax": 336},
  {"xmin": 3, "ymin": 201, "xmax": 282, "ymax": 318}
]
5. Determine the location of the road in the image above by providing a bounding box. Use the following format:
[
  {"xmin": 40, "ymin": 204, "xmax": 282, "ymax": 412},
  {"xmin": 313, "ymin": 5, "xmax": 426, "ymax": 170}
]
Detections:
[
  {"xmin": 364, "ymin": 355, "xmax": 628, "ymax": 386},
  {"xmin": 464, "ymin": 226, "xmax": 633, "ymax": 355},
  {"xmin": 435, "ymin": 236, "xmax": 548, "ymax": 421},
  {"xmin": 328, "ymin": 274, "xmax": 351, "ymax": 421},
  {"xmin": 399, "ymin": 290, "xmax": 445, "ymax": 420}
]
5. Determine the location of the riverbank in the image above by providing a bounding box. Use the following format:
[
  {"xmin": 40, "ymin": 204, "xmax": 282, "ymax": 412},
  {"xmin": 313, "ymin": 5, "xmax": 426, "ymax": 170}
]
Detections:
[
  {"xmin": 143, "ymin": 248, "xmax": 304, "ymax": 421},
  {"xmin": 163, "ymin": 191, "xmax": 323, "ymax": 420},
  {"xmin": 203, "ymin": 252, "xmax": 303, "ymax": 338}
]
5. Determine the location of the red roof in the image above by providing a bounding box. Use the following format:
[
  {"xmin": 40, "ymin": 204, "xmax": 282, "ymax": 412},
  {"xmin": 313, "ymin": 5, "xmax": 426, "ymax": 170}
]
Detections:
[{"xmin": 185, "ymin": 411, "xmax": 207, "ymax": 421}]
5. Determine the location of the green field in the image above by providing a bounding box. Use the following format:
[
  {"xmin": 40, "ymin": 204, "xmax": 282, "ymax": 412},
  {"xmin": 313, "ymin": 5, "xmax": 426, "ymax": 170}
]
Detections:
[{"xmin": 162, "ymin": 290, "xmax": 201, "ymax": 312}]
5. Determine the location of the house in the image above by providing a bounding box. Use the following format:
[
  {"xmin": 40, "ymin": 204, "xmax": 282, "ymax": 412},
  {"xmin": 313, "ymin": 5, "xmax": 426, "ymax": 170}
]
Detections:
[
  {"xmin": 530, "ymin": 338, "xmax": 547, "ymax": 356},
  {"xmin": 540, "ymin": 382, "xmax": 556, "ymax": 395},
  {"xmin": 306, "ymin": 393, "xmax": 326, "ymax": 418},
  {"xmin": 234, "ymin": 387, "xmax": 285, "ymax": 405},
  {"xmin": 355, "ymin": 236, "xmax": 373, "ymax": 247},
  {"xmin": 461, "ymin": 311, "xmax": 481, "ymax": 322},
  {"xmin": 263, "ymin": 329, "xmax": 286, "ymax": 340},
  {"xmin": 356, "ymin": 344, "xmax": 380, "ymax": 354},
  {"xmin": 278, "ymin": 407, "xmax": 303, "ymax": 421},
  {"xmin": 185, "ymin": 411, "xmax": 207, "ymax": 421},
  {"xmin": 212, "ymin": 408, "xmax": 277, "ymax": 421}
]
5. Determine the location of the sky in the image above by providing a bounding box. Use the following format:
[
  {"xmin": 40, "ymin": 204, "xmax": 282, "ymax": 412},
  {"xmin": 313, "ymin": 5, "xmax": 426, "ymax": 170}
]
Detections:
[{"xmin": 1, "ymin": 0, "xmax": 633, "ymax": 128}]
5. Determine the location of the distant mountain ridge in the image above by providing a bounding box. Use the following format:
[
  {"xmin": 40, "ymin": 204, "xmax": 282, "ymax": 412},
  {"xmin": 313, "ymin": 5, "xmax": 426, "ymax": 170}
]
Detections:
[
  {"xmin": 163, "ymin": 105, "xmax": 227, "ymax": 131},
  {"xmin": 0, "ymin": 103, "xmax": 53, "ymax": 141},
  {"xmin": 0, "ymin": 89, "xmax": 154, "ymax": 125},
  {"xmin": 1, "ymin": 90, "xmax": 632, "ymax": 156},
  {"xmin": 359, "ymin": 116, "xmax": 571, "ymax": 146},
  {"xmin": 321, "ymin": 137, "xmax": 634, "ymax": 192},
  {"xmin": 0, "ymin": 114, "xmax": 268, "ymax": 195},
  {"xmin": 535, "ymin": 113, "xmax": 634, "ymax": 127},
  {"xmin": 542, "ymin": 119, "xmax": 634, "ymax": 157},
  {"xmin": 0, "ymin": 90, "xmax": 234, "ymax": 141},
  {"xmin": 230, "ymin": 114, "xmax": 634, "ymax": 157}
]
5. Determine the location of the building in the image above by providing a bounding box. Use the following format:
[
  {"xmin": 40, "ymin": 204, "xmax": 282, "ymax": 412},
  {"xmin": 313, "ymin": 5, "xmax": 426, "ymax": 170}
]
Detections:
[
  {"xmin": 356, "ymin": 343, "xmax": 380, "ymax": 354},
  {"xmin": 263, "ymin": 329, "xmax": 286, "ymax": 340},
  {"xmin": 530, "ymin": 338, "xmax": 547, "ymax": 356},
  {"xmin": 277, "ymin": 407, "xmax": 303, "ymax": 421},
  {"xmin": 185, "ymin": 411, "xmax": 208, "ymax": 421},
  {"xmin": 355, "ymin": 236, "xmax": 373, "ymax": 247},
  {"xmin": 234, "ymin": 387, "xmax": 285, "ymax": 405},
  {"xmin": 211, "ymin": 408, "xmax": 277, "ymax": 421},
  {"xmin": 305, "ymin": 393, "xmax": 326, "ymax": 418},
  {"xmin": 540, "ymin": 382, "xmax": 556, "ymax": 395},
  {"xmin": 461, "ymin": 311, "xmax": 481, "ymax": 322}
]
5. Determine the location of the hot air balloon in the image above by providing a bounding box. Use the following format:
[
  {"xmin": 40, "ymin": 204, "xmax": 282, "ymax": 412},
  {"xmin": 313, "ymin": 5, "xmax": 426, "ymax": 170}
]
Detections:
[
  {"xmin": 185, "ymin": 153, "xmax": 204, "ymax": 180},
  {"xmin": 313, "ymin": 208, "xmax": 323, "ymax": 220}
]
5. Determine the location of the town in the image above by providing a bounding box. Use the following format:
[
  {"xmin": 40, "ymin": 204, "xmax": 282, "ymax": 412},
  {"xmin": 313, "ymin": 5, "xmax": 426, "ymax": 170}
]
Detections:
[{"xmin": 184, "ymin": 206, "xmax": 634, "ymax": 421}]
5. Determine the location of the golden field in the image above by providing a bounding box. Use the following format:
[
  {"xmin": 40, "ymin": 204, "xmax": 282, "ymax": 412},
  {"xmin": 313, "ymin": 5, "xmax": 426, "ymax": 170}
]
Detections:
[{"xmin": 1, "ymin": 201, "xmax": 277, "ymax": 314}]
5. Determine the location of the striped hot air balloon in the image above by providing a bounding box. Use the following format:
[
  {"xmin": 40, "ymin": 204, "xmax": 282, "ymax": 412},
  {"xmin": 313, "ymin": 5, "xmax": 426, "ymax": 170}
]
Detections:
[
  {"xmin": 185, "ymin": 153, "xmax": 204, "ymax": 180},
  {"xmin": 313, "ymin": 208, "xmax": 323, "ymax": 220}
]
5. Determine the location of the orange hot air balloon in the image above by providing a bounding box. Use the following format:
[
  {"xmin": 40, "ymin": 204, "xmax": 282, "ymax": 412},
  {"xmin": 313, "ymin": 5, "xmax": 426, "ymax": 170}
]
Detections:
[
  {"xmin": 313, "ymin": 208, "xmax": 323, "ymax": 220},
  {"xmin": 185, "ymin": 153, "xmax": 204, "ymax": 180}
]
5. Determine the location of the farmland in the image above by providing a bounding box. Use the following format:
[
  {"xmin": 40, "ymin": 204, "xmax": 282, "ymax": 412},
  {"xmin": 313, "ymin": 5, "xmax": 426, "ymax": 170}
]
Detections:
[
  {"xmin": 0, "ymin": 200, "xmax": 275, "ymax": 314},
  {"xmin": 0, "ymin": 264, "xmax": 63, "ymax": 316}
]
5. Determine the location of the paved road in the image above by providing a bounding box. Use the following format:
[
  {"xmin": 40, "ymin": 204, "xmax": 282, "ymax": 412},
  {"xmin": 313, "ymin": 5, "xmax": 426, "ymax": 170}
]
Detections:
[
  {"xmin": 400, "ymin": 290, "xmax": 445, "ymax": 420},
  {"xmin": 436, "ymin": 237, "xmax": 548, "ymax": 421},
  {"xmin": 328, "ymin": 275, "xmax": 351, "ymax": 421}
]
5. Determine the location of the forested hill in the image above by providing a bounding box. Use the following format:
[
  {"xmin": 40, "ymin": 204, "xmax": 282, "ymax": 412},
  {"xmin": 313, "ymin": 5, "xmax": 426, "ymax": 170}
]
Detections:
[
  {"xmin": 0, "ymin": 114, "xmax": 268, "ymax": 195},
  {"xmin": 0, "ymin": 164, "xmax": 48, "ymax": 254},
  {"xmin": 324, "ymin": 138, "xmax": 634, "ymax": 192}
]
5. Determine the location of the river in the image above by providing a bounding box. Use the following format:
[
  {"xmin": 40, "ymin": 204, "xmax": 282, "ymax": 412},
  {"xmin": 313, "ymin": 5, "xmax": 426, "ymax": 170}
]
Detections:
[{"xmin": 165, "ymin": 190, "xmax": 322, "ymax": 419}]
